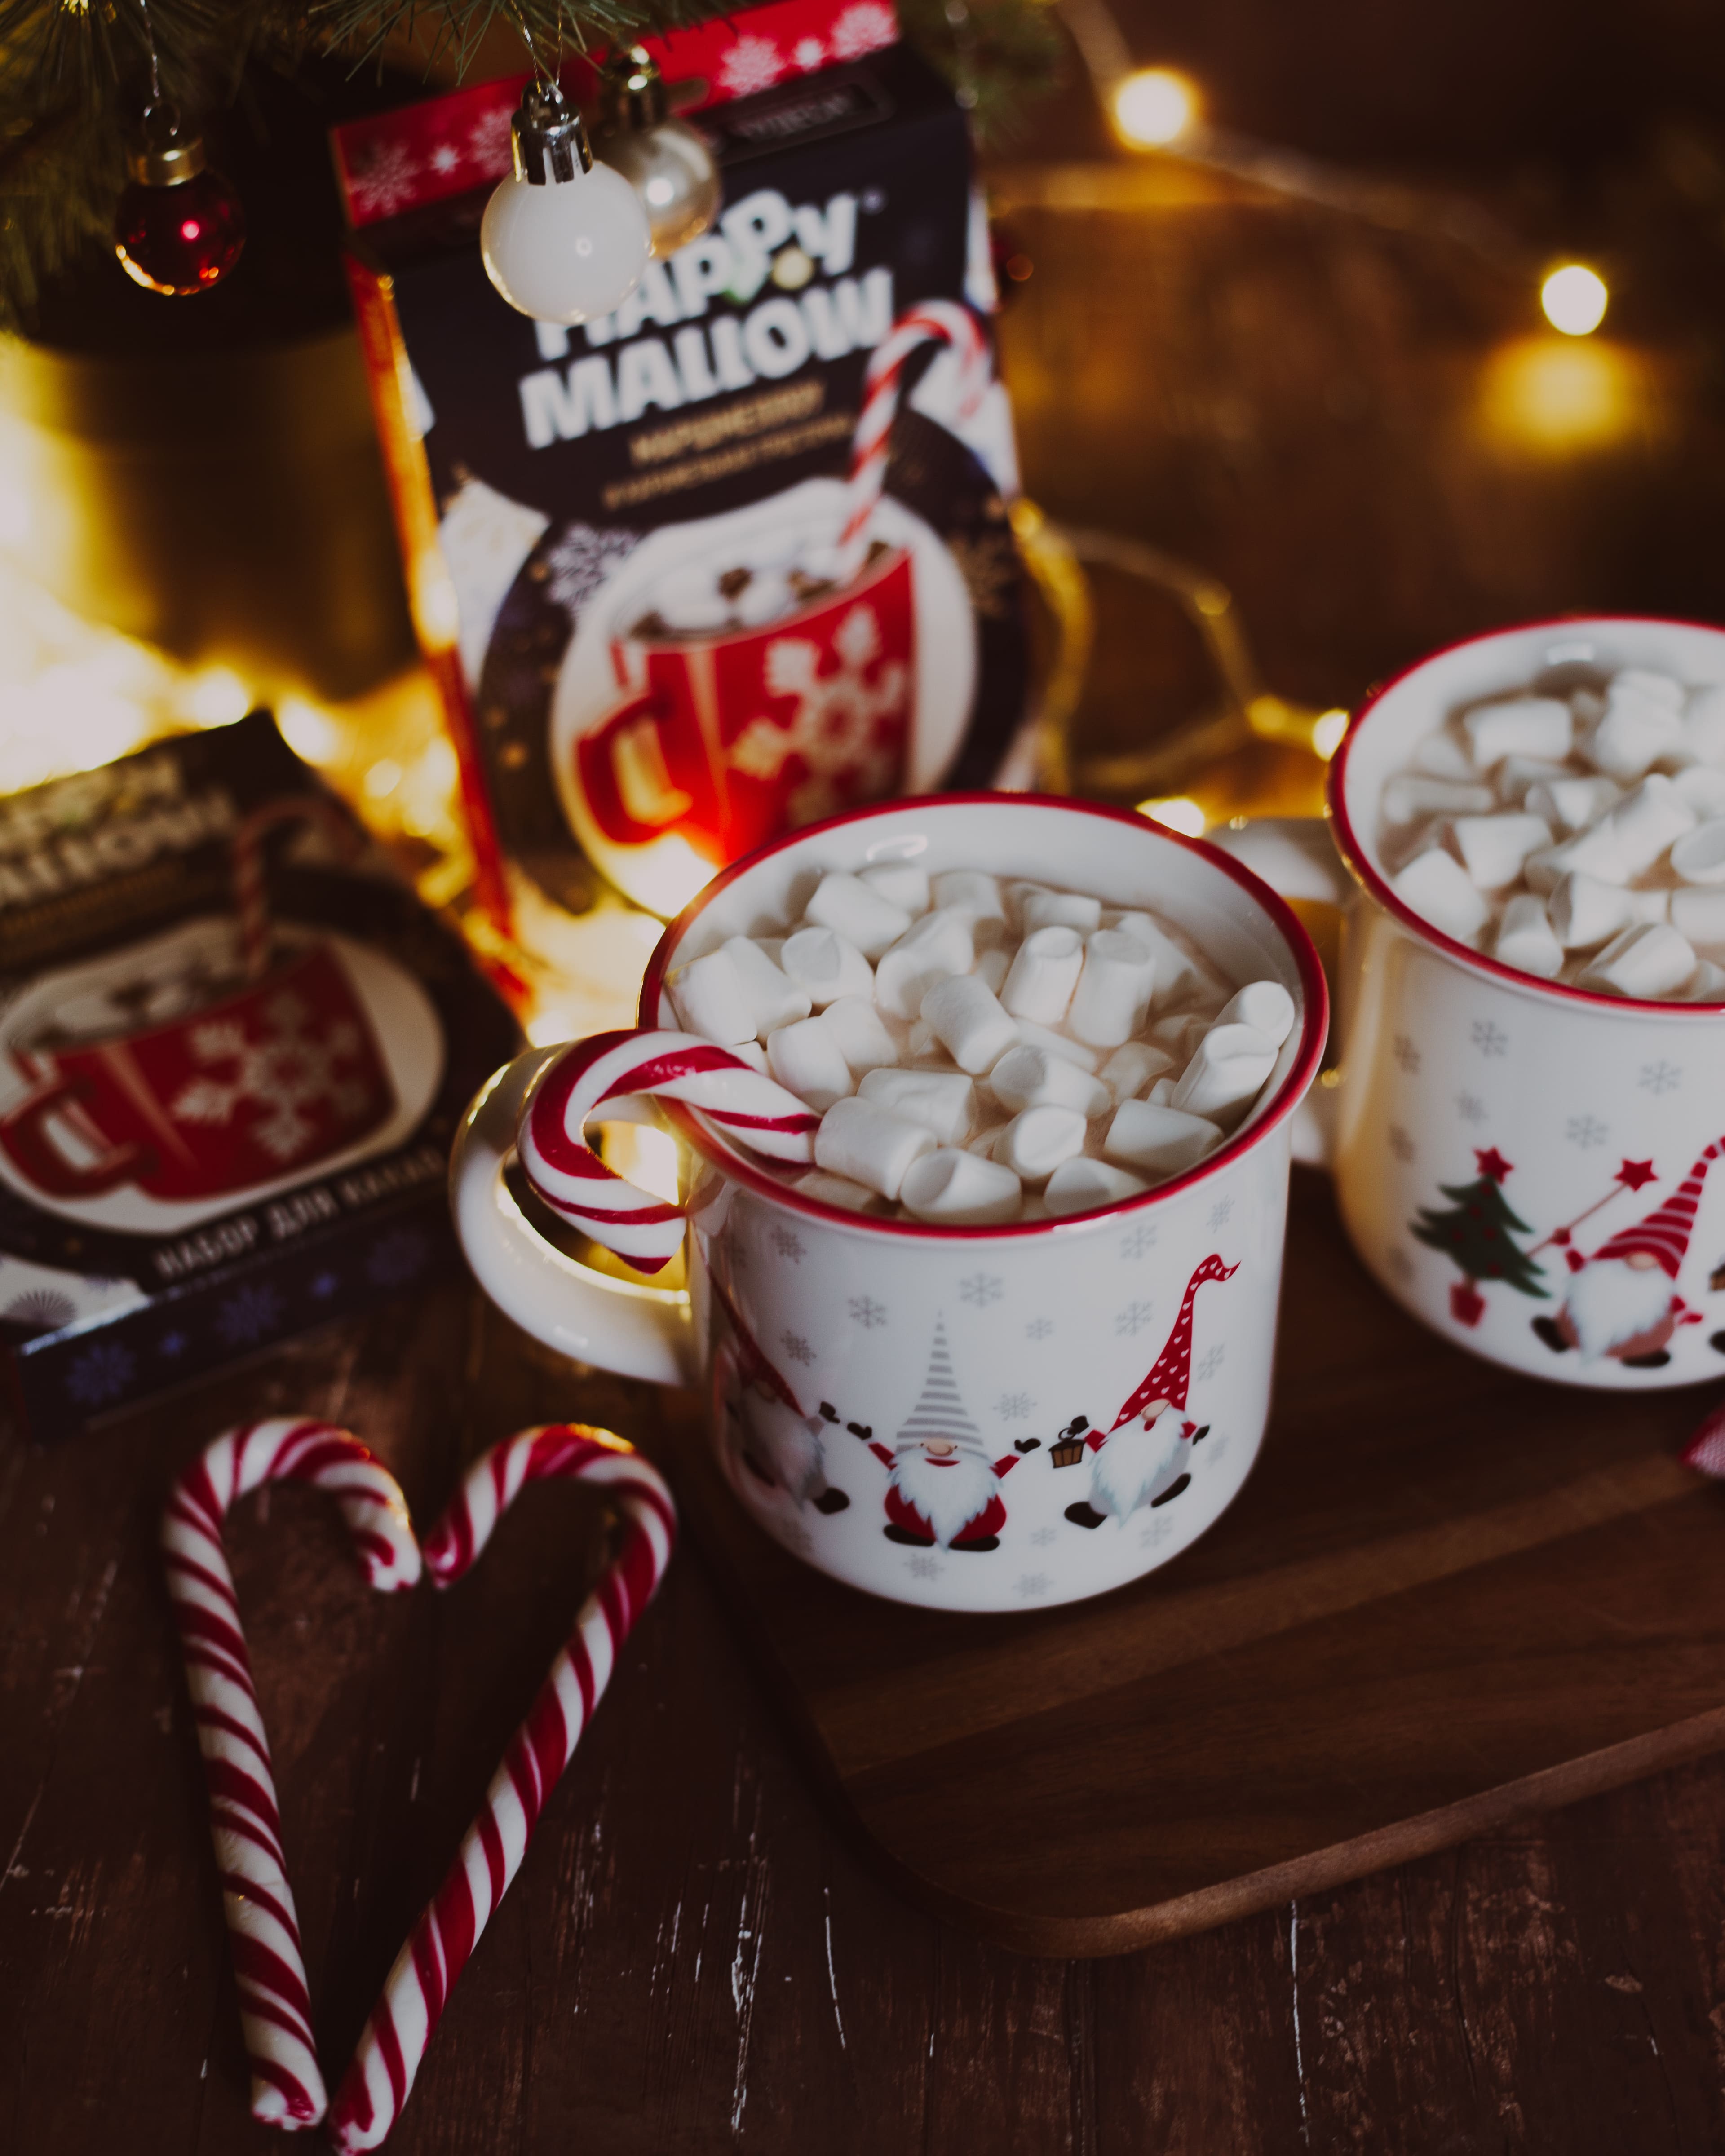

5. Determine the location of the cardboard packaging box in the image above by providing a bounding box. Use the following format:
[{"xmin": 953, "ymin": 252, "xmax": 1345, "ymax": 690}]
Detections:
[
  {"xmin": 0, "ymin": 716, "xmax": 521, "ymax": 1437},
  {"xmin": 338, "ymin": 13, "xmax": 1030, "ymax": 929}
]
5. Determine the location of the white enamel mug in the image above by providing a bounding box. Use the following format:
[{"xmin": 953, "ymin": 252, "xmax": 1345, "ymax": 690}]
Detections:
[
  {"xmin": 452, "ymin": 795, "xmax": 1327, "ymax": 1612},
  {"xmin": 1218, "ymin": 617, "xmax": 1725, "ymax": 1392}
]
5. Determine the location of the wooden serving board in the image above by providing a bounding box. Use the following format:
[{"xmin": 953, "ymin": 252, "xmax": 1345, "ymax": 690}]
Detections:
[{"xmin": 657, "ymin": 1167, "xmax": 1725, "ymax": 1957}]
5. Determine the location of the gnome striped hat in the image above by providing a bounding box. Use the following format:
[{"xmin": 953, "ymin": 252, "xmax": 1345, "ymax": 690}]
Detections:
[
  {"xmin": 896, "ymin": 1317, "xmax": 985, "ymax": 1454},
  {"xmin": 1592, "ymin": 1139, "xmax": 1725, "ymax": 1278}
]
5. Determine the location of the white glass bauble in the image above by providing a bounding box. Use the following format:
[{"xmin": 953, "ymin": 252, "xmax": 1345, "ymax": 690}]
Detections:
[
  {"xmin": 596, "ymin": 117, "xmax": 721, "ymax": 259},
  {"xmin": 481, "ymin": 160, "xmax": 650, "ymax": 325}
]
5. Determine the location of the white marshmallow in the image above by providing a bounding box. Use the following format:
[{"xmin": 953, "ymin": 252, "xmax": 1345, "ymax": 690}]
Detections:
[
  {"xmin": 1615, "ymin": 667, "xmax": 1685, "ymax": 709},
  {"xmin": 1013, "ymin": 1020, "xmax": 1099, "ymax": 1070},
  {"xmin": 931, "ymin": 870, "xmax": 1005, "ymax": 925},
  {"xmin": 1523, "ymin": 775, "xmax": 1620, "ymax": 835},
  {"xmin": 1448, "ymin": 813, "xmax": 1552, "ymax": 891},
  {"xmin": 1683, "ymin": 958, "xmax": 1725, "ymax": 1001},
  {"xmin": 1099, "ymin": 1040, "xmax": 1177, "ymax": 1105},
  {"xmin": 1601, "ymin": 774, "xmax": 1697, "ymax": 875},
  {"xmin": 858, "ymin": 1066, "xmax": 976, "ymax": 1146},
  {"xmin": 899, "ymin": 1148, "xmax": 1023, "ymax": 1225},
  {"xmin": 1675, "ymin": 764, "xmax": 1725, "ymax": 819},
  {"xmin": 1549, "ymin": 872, "xmax": 1632, "ymax": 951},
  {"xmin": 906, "ymin": 1019, "xmax": 950, "ymax": 1065},
  {"xmin": 1413, "ymin": 729, "xmax": 1476, "ymax": 779},
  {"xmin": 1066, "ymin": 930, "xmax": 1156, "ymax": 1047},
  {"xmin": 1523, "ymin": 829, "xmax": 1628, "ymax": 892},
  {"xmin": 1020, "ymin": 888, "xmax": 1103, "ymax": 935},
  {"xmin": 992, "ymin": 1105, "xmax": 1087, "ymax": 1184},
  {"xmin": 967, "ymin": 1123, "xmax": 1007, "ymax": 1156},
  {"xmin": 1043, "ymin": 1158, "xmax": 1152, "ymax": 1216},
  {"xmin": 1382, "ymin": 775, "xmax": 1495, "ymax": 824},
  {"xmin": 1494, "ymin": 893, "xmax": 1563, "ymax": 978},
  {"xmin": 726, "ymin": 1039, "xmax": 769, "ymax": 1073},
  {"xmin": 796, "ymin": 1169, "xmax": 885, "ymax": 1213},
  {"xmin": 1671, "ymin": 888, "xmax": 1725, "ymax": 948},
  {"xmin": 1682, "ymin": 685, "xmax": 1725, "ymax": 767},
  {"xmin": 1585, "ymin": 686, "xmax": 1687, "ymax": 781},
  {"xmin": 873, "ymin": 908, "xmax": 974, "ymax": 1019},
  {"xmin": 821, "ymin": 996, "xmax": 900, "ymax": 1075},
  {"xmin": 986, "ymin": 1045, "xmax": 1111, "ymax": 1119},
  {"xmin": 919, "ymin": 973, "xmax": 1020, "ymax": 1075},
  {"xmin": 803, "ymin": 871, "xmax": 912, "ymax": 959},
  {"xmin": 1495, "ymin": 755, "xmax": 1576, "ymax": 805},
  {"xmin": 1001, "ymin": 924, "xmax": 1085, "ymax": 1025},
  {"xmin": 1391, "ymin": 848, "xmax": 1491, "ymax": 940},
  {"xmin": 1215, "ymin": 979, "xmax": 1296, "ymax": 1047},
  {"xmin": 765, "ymin": 1017, "xmax": 854, "ymax": 1113},
  {"xmin": 1109, "ymin": 912, "xmax": 1207, "ymax": 1005},
  {"xmin": 668, "ymin": 949, "xmax": 756, "ymax": 1044},
  {"xmin": 1670, "ymin": 818, "xmax": 1725, "ymax": 885},
  {"xmin": 721, "ymin": 935, "xmax": 811, "ymax": 1035},
  {"xmin": 1578, "ymin": 922, "xmax": 1697, "ymax": 999},
  {"xmin": 1146, "ymin": 1077, "xmax": 1177, "ymax": 1106},
  {"xmin": 814, "ymin": 1097, "xmax": 935, "ymax": 1200},
  {"xmin": 1148, "ymin": 1011, "xmax": 1210, "ymax": 1063},
  {"xmin": 859, "ymin": 861, "xmax": 930, "ymax": 915},
  {"xmin": 1462, "ymin": 695, "xmax": 1573, "ymax": 769},
  {"xmin": 973, "ymin": 946, "xmax": 1010, "ymax": 994},
  {"xmin": 778, "ymin": 926, "xmax": 874, "ymax": 1008},
  {"xmin": 1104, "ymin": 1099, "xmax": 1223, "ymax": 1176},
  {"xmin": 1169, "ymin": 1021, "xmax": 1280, "ymax": 1127}
]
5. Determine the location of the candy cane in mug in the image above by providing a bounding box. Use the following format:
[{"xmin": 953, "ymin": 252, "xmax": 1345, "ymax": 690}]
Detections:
[
  {"xmin": 326, "ymin": 1425, "xmax": 677, "ymax": 2152},
  {"xmin": 231, "ymin": 793, "xmax": 362, "ymax": 980},
  {"xmin": 514, "ymin": 1028, "xmax": 818, "ymax": 1272},
  {"xmin": 161, "ymin": 1419, "xmax": 421, "ymax": 2130},
  {"xmin": 835, "ymin": 298, "xmax": 991, "ymax": 585}
]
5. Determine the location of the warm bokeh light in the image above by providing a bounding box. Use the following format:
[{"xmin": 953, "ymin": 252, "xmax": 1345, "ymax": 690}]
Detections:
[
  {"xmin": 1540, "ymin": 263, "xmax": 1609, "ymax": 337},
  {"xmin": 1311, "ymin": 708, "xmax": 1350, "ymax": 760},
  {"xmin": 1479, "ymin": 336, "xmax": 1638, "ymax": 452},
  {"xmin": 185, "ymin": 666, "xmax": 250, "ymax": 726},
  {"xmin": 1137, "ymin": 794, "xmax": 1208, "ymax": 836},
  {"xmin": 1111, "ymin": 69, "xmax": 1199, "ymax": 149}
]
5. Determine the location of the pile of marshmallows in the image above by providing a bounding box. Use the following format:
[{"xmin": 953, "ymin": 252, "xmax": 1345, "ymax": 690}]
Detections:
[
  {"xmin": 1383, "ymin": 667, "xmax": 1725, "ymax": 998},
  {"xmin": 667, "ymin": 866, "xmax": 1295, "ymax": 1225}
]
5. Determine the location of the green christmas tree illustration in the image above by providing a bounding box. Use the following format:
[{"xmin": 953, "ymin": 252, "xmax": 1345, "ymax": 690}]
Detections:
[{"xmin": 1410, "ymin": 1146, "xmax": 1548, "ymax": 1328}]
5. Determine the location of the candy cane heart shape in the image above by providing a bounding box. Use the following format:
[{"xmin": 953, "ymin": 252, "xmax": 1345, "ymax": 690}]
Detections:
[
  {"xmin": 327, "ymin": 1425, "xmax": 677, "ymax": 2152},
  {"xmin": 161, "ymin": 1419, "xmax": 422, "ymax": 2131},
  {"xmin": 515, "ymin": 1027, "xmax": 818, "ymax": 1272}
]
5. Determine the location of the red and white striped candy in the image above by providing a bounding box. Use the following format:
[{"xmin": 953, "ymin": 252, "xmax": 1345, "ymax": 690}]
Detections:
[
  {"xmin": 327, "ymin": 1425, "xmax": 676, "ymax": 2152},
  {"xmin": 515, "ymin": 1027, "xmax": 819, "ymax": 1273},
  {"xmin": 836, "ymin": 298, "xmax": 991, "ymax": 584},
  {"xmin": 232, "ymin": 793, "xmax": 359, "ymax": 980},
  {"xmin": 161, "ymin": 1419, "xmax": 421, "ymax": 2131}
]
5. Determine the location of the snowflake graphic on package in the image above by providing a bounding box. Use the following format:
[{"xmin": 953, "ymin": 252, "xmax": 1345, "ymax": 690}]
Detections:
[
  {"xmin": 465, "ymin": 106, "xmax": 516, "ymax": 170},
  {"xmin": 1640, "ymin": 1060, "xmax": 1681, "ymax": 1096},
  {"xmin": 995, "ymin": 1392, "xmax": 1034, "ymax": 1422},
  {"xmin": 959, "ymin": 1272, "xmax": 1004, "ymax": 1307},
  {"xmin": 1471, "ymin": 1020, "xmax": 1509, "ymax": 1058},
  {"xmin": 793, "ymin": 35, "xmax": 827, "ymax": 68},
  {"xmin": 1392, "ymin": 1034, "xmax": 1421, "ymax": 1074},
  {"xmin": 1119, "ymin": 1222, "xmax": 1157, "ymax": 1260},
  {"xmin": 728, "ymin": 605, "xmax": 907, "ymax": 811},
  {"xmin": 349, "ymin": 141, "xmax": 422, "ymax": 221},
  {"xmin": 217, "ymin": 1283, "xmax": 285, "ymax": 1349},
  {"xmin": 367, "ymin": 1229, "xmax": 429, "ymax": 1290},
  {"xmin": 1025, "ymin": 1317, "xmax": 1054, "ymax": 1341},
  {"xmin": 543, "ymin": 523, "xmax": 639, "ymax": 619},
  {"xmin": 849, "ymin": 1295, "xmax": 887, "ymax": 1329},
  {"xmin": 310, "ymin": 1271, "xmax": 341, "ymax": 1300},
  {"xmin": 1117, "ymin": 1300, "xmax": 1154, "ymax": 1337},
  {"xmin": 157, "ymin": 1330, "xmax": 189, "ymax": 1360},
  {"xmin": 770, "ymin": 1226, "xmax": 805, "ymax": 1263},
  {"xmin": 171, "ymin": 990, "xmax": 378, "ymax": 1165},
  {"xmin": 716, "ymin": 34, "xmax": 787, "ymax": 96},
  {"xmin": 782, "ymin": 1331, "xmax": 815, "ymax": 1366},
  {"xmin": 829, "ymin": 1, "xmax": 898, "ymax": 59},
  {"xmin": 1567, "ymin": 1115, "xmax": 1609, "ymax": 1149},
  {"xmin": 65, "ymin": 1339, "xmax": 136, "ymax": 1409}
]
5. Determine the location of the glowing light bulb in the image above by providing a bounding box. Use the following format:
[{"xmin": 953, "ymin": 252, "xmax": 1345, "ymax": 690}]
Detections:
[
  {"xmin": 482, "ymin": 82, "xmax": 650, "ymax": 325},
  {"xmin": 1111, "ymin": 69, "xmax": 1199, "ymax": 149},
  {"xmin": 1540, "ymin": 264, "xmax": 1608, "ymax": 337},
  {"xmin": 1137, "ymin": 795, "xmax": 1208, "ymax": 837}
]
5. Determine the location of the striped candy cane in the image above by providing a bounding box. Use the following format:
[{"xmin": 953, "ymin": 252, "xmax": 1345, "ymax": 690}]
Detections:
[
  {"xmin": 161, "ymin": 1420, "xmax": 421, "ymax": 2131},
  {"xmin": 515, "ymin": 1028, "xmax": 819, "ymax": 1272},
  {"xmin": 327, "ymin": 1425, "xmax": 676, "ymax": 2152},
  {"xmin": 232, "ymin": 794, "xmax": 360, "ymax": 980},
  {"xmin": 836, "ymin": 298, "xmax": 991, "ymax": 584}
]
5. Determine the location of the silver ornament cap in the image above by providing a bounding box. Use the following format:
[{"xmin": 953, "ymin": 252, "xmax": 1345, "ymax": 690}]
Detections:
[{"xmin": 511, "ymin": 78, "xmax": 594, "ymax": 185}]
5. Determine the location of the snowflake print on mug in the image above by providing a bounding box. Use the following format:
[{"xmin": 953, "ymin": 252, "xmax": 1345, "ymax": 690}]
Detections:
[
  {"xmin": 848, "ymin": 1295, "xmax": 887, "ymax": 1329},
  {"xmin": 1640, "ymin": 1061, "xmax": 1681, "ymax": 1096},
  {"xmin": 959, "ymin": 1272, "xmax": 1004, "ymax": 1307}
]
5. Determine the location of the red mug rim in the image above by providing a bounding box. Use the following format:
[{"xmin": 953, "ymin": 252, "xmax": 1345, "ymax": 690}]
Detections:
[
  {"xmin": 637, "ymin": 791, "xmax": 1330, "ymax": 1241},
  {"xmin": 1329, "ymin": 613, "xmax": 1725, "ymax": 1016}
]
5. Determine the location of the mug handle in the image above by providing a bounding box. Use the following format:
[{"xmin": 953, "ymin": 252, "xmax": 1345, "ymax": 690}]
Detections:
[
  {"xmin": 0, "ymin": 1073, "xmax": 148, "ymax": 1197},
  {"xmin": 450, "ymin": 1044, "xmax": 697, "ymax": 1388},
  {"xmin": 1207, "ymin": 816, "xmax": 1349, "ymax": 1170}
]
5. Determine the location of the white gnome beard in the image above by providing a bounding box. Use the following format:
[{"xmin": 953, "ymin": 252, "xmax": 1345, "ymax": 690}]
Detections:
[
  {"xmin": 1564, "ymin": 1255, "xmax": 1675, "ymax": 1358},
  {"xmin": 1091, "ymin": 1407, "xmax": 1187, "ymax": 1519},
  {"xmin": 739, "ymin": 1393, "xmax": 825, "ymax": 1499},
  {"xmin": 891, "ymin": 1446, "xmax": 998, "ymax": 1544}
]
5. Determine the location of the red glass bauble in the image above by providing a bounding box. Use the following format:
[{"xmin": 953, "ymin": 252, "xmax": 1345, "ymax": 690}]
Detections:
[{"xmin": 113, "ymin": 166, "xmax": 245, "ymax": 297}]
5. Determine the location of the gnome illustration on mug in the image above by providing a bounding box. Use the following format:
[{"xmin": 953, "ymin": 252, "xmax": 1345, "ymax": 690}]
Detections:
[
  {"xmin": 864, "ymin": 1317, "xmax": 1021, "ymax": 1551},
  {"xmin": 1532, "ymin": 1139, "xmax": 1725, "ymax": 1365}
]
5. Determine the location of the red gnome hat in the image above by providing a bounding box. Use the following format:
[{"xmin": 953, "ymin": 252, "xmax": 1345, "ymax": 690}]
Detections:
[
  {"xmin": 709, "ymin": 1271, "xmax": 803, "ymax": 1414},
  {"xmin": 1591, "ymin": 1139, "xmax": 1725, "ymax": 1280},
  {"xmin": 1111, "ymin": 1253, "xmax": 1239, "ymax": 1431}
]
